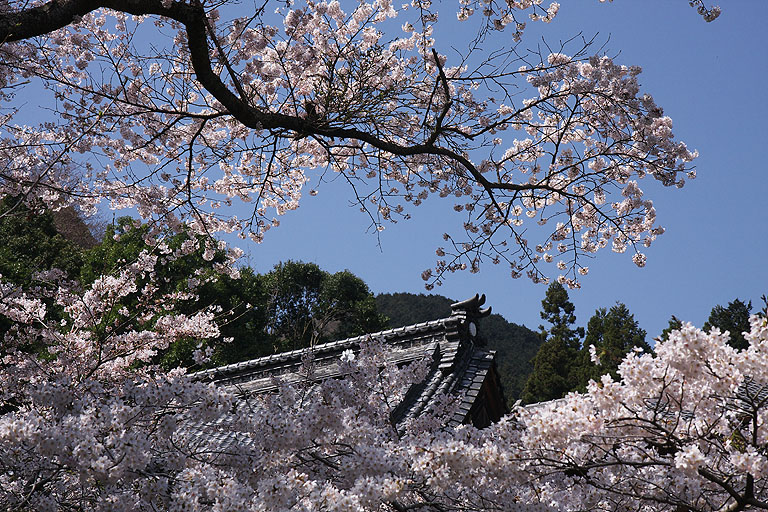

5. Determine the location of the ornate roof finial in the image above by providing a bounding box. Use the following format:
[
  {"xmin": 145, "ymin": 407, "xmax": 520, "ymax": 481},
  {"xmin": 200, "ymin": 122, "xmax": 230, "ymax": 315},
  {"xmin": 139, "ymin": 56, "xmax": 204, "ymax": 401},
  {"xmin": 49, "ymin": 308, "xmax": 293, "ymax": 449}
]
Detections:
[{"xmin": 450, "ymin": 293, "xmax": 492, "ymax": 318}]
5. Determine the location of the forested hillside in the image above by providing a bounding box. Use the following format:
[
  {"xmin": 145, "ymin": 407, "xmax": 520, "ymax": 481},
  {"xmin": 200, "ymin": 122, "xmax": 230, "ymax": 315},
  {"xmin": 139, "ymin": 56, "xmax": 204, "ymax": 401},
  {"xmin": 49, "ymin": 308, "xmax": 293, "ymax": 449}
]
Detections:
[
  {"xmin": 376, "ymin": 293, "xmax": 542, "ymax": 406},
  {"xmin": 6, "ymin": 200, "xmax": 753, "ymax": 411},
  {"xmin": 0, "ymin": 207, "xmax": 387, "ymax": 369}
]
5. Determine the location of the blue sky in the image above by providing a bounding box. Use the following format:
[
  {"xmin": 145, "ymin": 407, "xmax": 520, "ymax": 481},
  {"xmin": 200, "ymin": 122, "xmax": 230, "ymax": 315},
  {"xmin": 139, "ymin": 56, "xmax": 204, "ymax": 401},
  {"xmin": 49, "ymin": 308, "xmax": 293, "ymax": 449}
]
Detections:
[
  {"xmin": 13, "ymin": 1, "xmax": 762, "ymax": 340},
  {"xmin": 242, "ymin": 1, "xmax": 768, "ymax": 340}
]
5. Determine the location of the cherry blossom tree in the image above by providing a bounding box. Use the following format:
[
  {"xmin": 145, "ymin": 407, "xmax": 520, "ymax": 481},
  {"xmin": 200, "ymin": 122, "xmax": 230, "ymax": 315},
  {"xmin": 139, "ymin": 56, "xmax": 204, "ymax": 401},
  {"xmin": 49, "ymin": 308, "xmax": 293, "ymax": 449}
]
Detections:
[
  {"xmin": 2, "ymin": 266, "xmax": 765, "ymax": 510},
  {"xmin": 5, "ymin": 1, "xmax": 762, "ymax": 511},
  {"xmin": 0, "ymin": 0, "xmax": 711, "ymax": 287},
  {"xmin": 511, "ymin": 317, "xmax": 768, "ymax": 512}
]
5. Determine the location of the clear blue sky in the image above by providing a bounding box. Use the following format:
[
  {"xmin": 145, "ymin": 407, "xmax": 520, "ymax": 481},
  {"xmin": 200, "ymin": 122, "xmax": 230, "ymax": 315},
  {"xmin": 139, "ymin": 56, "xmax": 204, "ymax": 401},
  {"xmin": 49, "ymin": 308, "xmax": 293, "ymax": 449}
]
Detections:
[
  {"xmin": 240, "ymin": 1, "xmax": 768, "ymax": 340},
  {"xmin": 15, "ymin": 1, "xmax": 763, "ymax": 340}
]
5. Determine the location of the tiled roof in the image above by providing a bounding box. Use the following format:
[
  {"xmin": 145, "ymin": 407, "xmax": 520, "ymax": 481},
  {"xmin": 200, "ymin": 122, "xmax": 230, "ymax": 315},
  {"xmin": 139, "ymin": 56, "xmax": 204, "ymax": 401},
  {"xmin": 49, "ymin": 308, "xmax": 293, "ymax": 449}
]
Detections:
[
  {"xmin": 729, "ymin": 376, "xmax": 768, "ymax": 417},
  {"xmin": 192, "ymin": 293, "xmax": 507, "ymax": 430}
]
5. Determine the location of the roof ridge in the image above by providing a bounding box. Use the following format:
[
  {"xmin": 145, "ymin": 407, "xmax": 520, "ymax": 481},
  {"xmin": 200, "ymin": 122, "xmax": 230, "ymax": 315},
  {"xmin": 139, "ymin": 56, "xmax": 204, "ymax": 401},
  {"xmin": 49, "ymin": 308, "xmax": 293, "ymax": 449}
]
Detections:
[{"xmin": 191, "ymin": 313, "xmax": 464, "ymax": 382}]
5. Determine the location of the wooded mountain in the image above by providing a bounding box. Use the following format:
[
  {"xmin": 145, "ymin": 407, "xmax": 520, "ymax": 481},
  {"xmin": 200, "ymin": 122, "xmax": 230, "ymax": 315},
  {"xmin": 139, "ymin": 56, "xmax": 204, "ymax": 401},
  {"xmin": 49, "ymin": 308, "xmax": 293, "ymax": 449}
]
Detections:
[{"xmin": 375, "ymin": 293, "xmax": 542, "ymax": 407}]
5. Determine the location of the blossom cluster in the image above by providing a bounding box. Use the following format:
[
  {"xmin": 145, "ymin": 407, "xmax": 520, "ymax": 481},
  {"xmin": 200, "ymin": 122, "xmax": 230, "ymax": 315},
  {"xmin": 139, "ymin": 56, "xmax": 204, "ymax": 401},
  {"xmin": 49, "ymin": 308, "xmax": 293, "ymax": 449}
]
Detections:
[
  {"xmin": 1, "ymin": 250, "xmax": 766, "ymax": 511},
  {"xmin": 0, "ymin": 0, "xmax": 701, "ymax": 288}
]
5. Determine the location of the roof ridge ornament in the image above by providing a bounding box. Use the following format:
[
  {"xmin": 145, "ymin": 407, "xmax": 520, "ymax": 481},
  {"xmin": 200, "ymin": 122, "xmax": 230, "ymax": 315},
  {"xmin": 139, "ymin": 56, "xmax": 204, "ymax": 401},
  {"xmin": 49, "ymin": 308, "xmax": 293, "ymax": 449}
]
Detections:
[{"xmin": 450, "ymin": 293, "xmax": 492, "ymax": 318}]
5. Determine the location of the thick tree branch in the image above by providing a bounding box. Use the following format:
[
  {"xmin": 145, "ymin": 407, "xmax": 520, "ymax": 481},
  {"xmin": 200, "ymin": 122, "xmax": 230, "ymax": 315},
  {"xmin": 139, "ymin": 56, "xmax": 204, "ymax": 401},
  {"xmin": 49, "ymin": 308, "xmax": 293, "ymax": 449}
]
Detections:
[{"xmin": 0, "ymin": 0, "xmax": 519, "ymax": 197}]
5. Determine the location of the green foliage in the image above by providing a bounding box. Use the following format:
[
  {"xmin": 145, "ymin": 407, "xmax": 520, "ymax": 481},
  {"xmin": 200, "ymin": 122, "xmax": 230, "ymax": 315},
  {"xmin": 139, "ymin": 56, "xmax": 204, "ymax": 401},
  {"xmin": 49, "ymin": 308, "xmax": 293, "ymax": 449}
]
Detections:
[
  {"xmin": 521, "ymin": 337, "xmax": 578, "ymax": 404},
  {"xmin": 262, "ymin": 261, "xmax": 387, "ymax": 353},
  {"xmin": 376, "ymin": 292, "xmax": 542, "ymax": 407},
  {"xmin": 521, "ymin": 283, "xmax": 584, "ymax": 404},
  {"xmin": 262, "ymin": 260, "xmax": 325, "ymax": 350},
  {"xmin": 574, "ymin": 303, "xmax": 651, "ymax": 391},
  {"xmin": 0, "ymin": 199, "xmax": 87, "ymax": 350},
  {"xmin": 703, "ymin": 299, "xmax": 752, "ymax": 350},
  {"xmin": 181, "ymin": 267, "xmax": 269, "ymax": 367},
  {"xmin": 81, "ymin": 219, "xmax": 385, "ymax": 369},
  {"xmin": 79, "ymin": 217, "xmax": 153, "ymax": 284},
  {"xmin": 375, "ymin": 292, "xmax": 453, "ymax": 328},
  {"xmin": 538, "ymin": 282, "xmax": 584, "ymax": 344},
  {"xmin": 319, "ymin": 269, "xmax": 386, "ymax": 341},
  {"xmin": 659, "ymin": 314, "xmax": 683, "ymax": 341},
  {"xmin": 0, "ymin": 198, "xmax": 84, "ymax": 286}
]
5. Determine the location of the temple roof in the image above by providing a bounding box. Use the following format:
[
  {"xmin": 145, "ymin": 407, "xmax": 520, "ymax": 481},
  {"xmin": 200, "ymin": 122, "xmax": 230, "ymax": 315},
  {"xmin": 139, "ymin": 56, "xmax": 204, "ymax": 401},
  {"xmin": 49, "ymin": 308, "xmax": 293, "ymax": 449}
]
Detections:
[{"xmin": 192, "ymin": 293, "xmax": 506, "ymax": 430}]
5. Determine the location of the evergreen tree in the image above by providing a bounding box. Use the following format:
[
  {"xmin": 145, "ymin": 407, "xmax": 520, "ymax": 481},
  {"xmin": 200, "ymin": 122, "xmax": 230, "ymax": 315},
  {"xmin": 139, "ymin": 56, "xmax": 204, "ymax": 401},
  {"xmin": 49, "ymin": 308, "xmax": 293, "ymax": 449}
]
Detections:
[
  {"xmin": 318, "ymin": 269, "xmax": 386, "ymax": 341},
  {"xmin": 659, "ymin": 314, "xmax": 683, "ymax": 341},
  {"xmin": 0, "ymin": 198, "xmax": 86, "ymax": 352},
  {"xmin": 574, "ymin": 303, "xmax": 651, "ymax": 391},
  {"xmin": 521, "ymin": 283, "xmax": 584, "ymax": 404},
  {"xmin": 703, "ymin": 299, "xmax": 752, "ymax": 350}
]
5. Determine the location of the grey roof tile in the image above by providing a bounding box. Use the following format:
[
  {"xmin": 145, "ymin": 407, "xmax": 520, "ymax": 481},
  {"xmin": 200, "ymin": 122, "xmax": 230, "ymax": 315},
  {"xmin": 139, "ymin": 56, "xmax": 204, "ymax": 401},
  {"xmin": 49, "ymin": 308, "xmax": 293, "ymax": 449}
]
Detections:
[{"xmin": 190, "ymin": 295, "xmax": 506, "ymax": 440}]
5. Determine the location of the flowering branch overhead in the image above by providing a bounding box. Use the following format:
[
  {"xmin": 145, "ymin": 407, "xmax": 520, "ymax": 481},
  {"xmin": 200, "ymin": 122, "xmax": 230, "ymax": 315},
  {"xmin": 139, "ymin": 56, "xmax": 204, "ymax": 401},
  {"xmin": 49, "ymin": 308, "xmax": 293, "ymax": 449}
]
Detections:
[{"xmin": 0, "ymin": 0, "xmax": 701, "ymax": 288}]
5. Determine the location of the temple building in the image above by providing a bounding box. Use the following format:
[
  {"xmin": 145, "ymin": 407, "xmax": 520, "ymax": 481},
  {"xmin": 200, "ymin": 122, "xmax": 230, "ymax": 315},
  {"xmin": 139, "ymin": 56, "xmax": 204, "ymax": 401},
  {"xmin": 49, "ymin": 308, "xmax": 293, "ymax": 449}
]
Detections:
[{"xmin": 193, "ymin": 294, "xmax": 507, "ymax": 431}]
